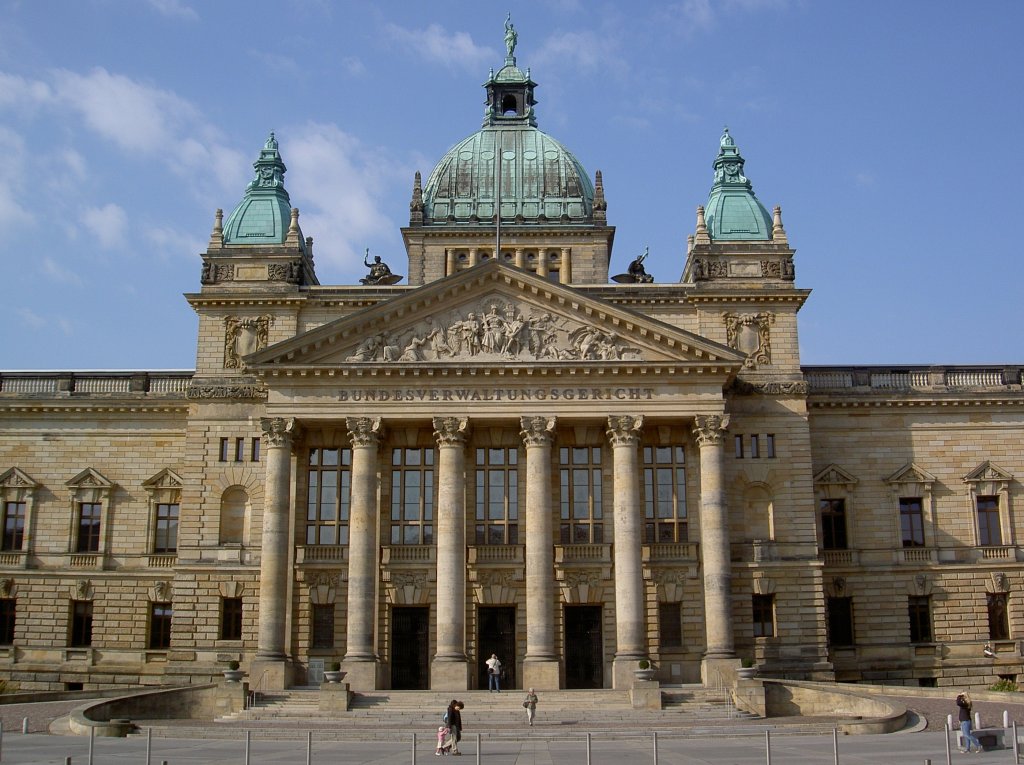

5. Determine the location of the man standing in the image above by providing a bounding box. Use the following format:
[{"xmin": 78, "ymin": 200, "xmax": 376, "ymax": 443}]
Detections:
[{"xmin": 485, "ymin": 653, "xmax": 502, "ymax": 692}]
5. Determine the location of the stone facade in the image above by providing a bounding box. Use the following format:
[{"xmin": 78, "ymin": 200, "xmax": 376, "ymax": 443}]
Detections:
[{"xmin": 0, "ymin": 45, "xmax": 1021, "ymax": 695}]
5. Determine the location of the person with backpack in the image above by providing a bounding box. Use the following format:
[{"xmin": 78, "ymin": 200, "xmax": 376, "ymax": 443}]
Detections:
[
  {"xmin": 445, "ymin": 699, "xmax": 463, "ymax": 755},
  {"xmin": 485, "ymin": 653, "xmax": 502, "ymax": 692}
]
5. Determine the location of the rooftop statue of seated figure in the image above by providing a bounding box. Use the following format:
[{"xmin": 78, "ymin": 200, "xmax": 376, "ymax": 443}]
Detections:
[
  {"xmin": 359, "ymin": 248, "xmax": 403, "ymax": 285},
  {"xmin": 612, "ymin": 246, "xmax": 654, "ymax": 283}
]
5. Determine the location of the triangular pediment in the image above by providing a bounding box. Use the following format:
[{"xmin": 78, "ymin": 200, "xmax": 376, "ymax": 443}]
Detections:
[
  {"xmin": 964, "ymin": 461, "xmax": 1013, "ymax": 484},
  {"xmin": 66, "ymin": 467, "xmax": 114, "ymax": 490},
  {"xmin": 0, "ymin": 467, "xmax": 39, "ymax": 490},
  {"xmin": 249, "ymin": 260, "xmax": 743, "ymax": 370},
  {"xmin": 142, "ymin": 468, "xmax": 184, "ymax": 491},
  {"xmin": 813, "ymin": 464, "xmax": 858, "ymax": 489},
  {"xmin": 884, "ymin": 462, "xmax": 937, "ymax": 487}
]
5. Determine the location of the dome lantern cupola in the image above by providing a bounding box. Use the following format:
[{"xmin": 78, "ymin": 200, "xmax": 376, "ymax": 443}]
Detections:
[{"xmin": 703, "ymin": 127, "xmax": 772, "ymax": 241}]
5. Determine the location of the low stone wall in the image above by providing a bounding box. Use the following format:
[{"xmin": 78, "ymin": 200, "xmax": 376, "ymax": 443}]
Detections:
[
  {"xmin": 734, "ymin": 679, "xmax": 908, "ymax": 734},
  {"xmin": 68, "ymin": 682, "xmax": 245, "ymax": 737}
]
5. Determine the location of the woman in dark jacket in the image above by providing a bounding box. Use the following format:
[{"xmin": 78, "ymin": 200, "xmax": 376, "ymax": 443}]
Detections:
[
  {"xmin": 447, "ymin": 700, "xmax": 463, "ymax": 756},
  {"xmin": 956, "ymin": 691, "xmax": 982, "ymax": 753}
]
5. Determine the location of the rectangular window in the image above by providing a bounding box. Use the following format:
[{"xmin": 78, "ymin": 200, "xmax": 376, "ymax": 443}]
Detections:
[
  {"xmin": 766, "ymin": 434, "xmax": 776, "ymax": 458},
  {"xmin": 750, "ymin": 435, "xmax": 760, "ymax": 459},
  {"xmin": 251, "ymin": 438, "xmax": 261, "ymax": 462},
  {"xmin": 234, "ymin": 437, "xmax": 245, "ymax": 462},
  {"xmin": 307, "ymin": 448, "xmax": 352, "ymax": 545},
  {"xmin": 219, "ymin": 437, "xmax": 229, "ymax": 462},
  {"xmin": 820, "ymin": 498, "xmax": 848, "ymax": 550},
  {"xmin": 311, "ymin": 603, "xmax": 335, "ymax": 649},
  {"xmin": 221, "ymin": 597, "xmax": 243, "ymax": 641},
  {"xmin": 658, "ymin": 602, "xmax": 682, "ymax": 649},
  {"xmin": 827, "ymin": 597, "xmax": 854, "ymax": 647},
  {"xmin": 752, "ymin": 594, "xmax": 775, "ymax": 638},
  {"xmin": 149, "ymin": 603, "xmax": 172, "ymax": 649},
  {"xmin": 390, "ymin": 448, "xmax": 435, "ymax": 545},
  {"xmin": 899, "ymin": 497, "xmax": 925, "ymax": 548},
  {"xmin": 0, "ymin": 599, "xmax": 14, "ymax": 645},
  {"xmin": 734, "ymin": 435, "xmax": 744, "ymax": 459},
  {"xmin": 76, "ymin": 502, "xmax": 102, "ymax": 553},
  {"xmin": 978, "ymin": 496, "xmax": 1002, "ymax": 546},
  {"xmin": 642, "ymin": 446, "xmax": 687, "ymax": 544},
  {"xmin": 988, "ymin": 592, "xmax": 1009, "ymax": 640},
  {"xmin": 474, "ymin": 447, "xmax": 519, "ymax": 545},
  {"xmin": 559, "ymin": 447, "xmax": 603, "ymax": 544},
  {"xmin": 154, "ymin": 503, "xmax": 179, "ymax": 553},
  {"xmin": 1, "ymin": 501, "xmax": 26, "ymax": 552},
  {"xmin": 70, "ymin": 600, "xmax": 93, "ymax": 647},
  {"xmin": 908, "ymin": 595, "xmax": 932, "ymax": 643}
]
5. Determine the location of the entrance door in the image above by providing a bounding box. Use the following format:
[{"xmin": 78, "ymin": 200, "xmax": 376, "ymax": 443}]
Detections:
[
  {"xmin": 477, "ymin": 606, "xmax": 516, "ymax": 690},
  {"xmin": 564, "ymin": 605, "xmax": 603, "ymax": 688},
  {"xmin": 391, "ymin": 606, "xmax": 429, "ymax": 689}
]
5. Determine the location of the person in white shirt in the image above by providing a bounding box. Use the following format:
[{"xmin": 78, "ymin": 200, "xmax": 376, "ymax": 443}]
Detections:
[{"xmin": 485, "ymin": 653, "xmax": 502, "ymax": 692}]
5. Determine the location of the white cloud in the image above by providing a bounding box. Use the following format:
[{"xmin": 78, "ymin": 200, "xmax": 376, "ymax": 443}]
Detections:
[
  {"xmin": 40, "ymin": 257, "xmax": 83, "ymax": 286},
  {"xmin": 146, "ymin": 226, "xmax": 206, "ymax": 261},
  {"xmin": 384, "ymin": 23, "xmax": 493, "ymax": 72},
  {"xmin": 535, "ymin": 31, "xmax": 606, "ymax": 72},
  {"xmin": 0, "ymin": 72, "xmax": 52, "ymax": 110},
  {"xmin": 0, "ymin": 126, "xmax": 32, "ymax": 226},
  {"xmin": 284, "ymin": 122, "xmax": 405, "ymax": 272},
  {"xmin": 81, "ymin": 203, "xmax": 129, "ymax": 250},
  {"xmin": 145, "ymin": 0, "xmax": 199, "ymax": 21}
]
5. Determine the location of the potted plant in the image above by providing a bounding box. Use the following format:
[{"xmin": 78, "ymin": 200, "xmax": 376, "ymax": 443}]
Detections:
[
  {"xmin": 223, "ymin": 659, "xmax": 245, "ymax": 682},
  {"xmin": 737, "ymin": 657, "xmax": 757, "ymax": 679},
  {"xmin": 634, "ymin": 658, "xmax": 656, "ymax": 681},
  {"xmin": 323, "ymin": 661, "xmax": 345, "ymax": 683}
]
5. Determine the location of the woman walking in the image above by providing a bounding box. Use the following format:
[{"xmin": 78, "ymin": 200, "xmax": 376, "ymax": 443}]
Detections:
[
  {"xmin": 523, "ymin": 688, "xmax": 538, "ymax": 726},
  {"xmin": 956, "ymin": 691, "xmax": 982, "ymax": 753},
  {"xmin": 446, "ymin": 699, "xmax": 464, "ymax": 756}
]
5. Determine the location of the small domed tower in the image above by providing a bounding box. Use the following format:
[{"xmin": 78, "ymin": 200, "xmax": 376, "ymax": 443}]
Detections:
[{"xmin": 402, "ymin": 19, "xmax": 614, "ymax": 286}]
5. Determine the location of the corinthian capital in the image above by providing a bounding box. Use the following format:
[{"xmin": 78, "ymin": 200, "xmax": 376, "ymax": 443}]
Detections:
[
  {"xmin": 520, "ymin": 415, "xmax": 556, "ymax": 447},
  {"xmin": 260, "ymin": 417, "xmax": 298, "ymax": 447},
  {"xmin": 433, "ymin": 416, "xmax": 469, "ymax": 446},
  {"xmin": 346, "ymin": 417, "xmax": 383, "ymax": 447},
  {"xmin": 606, "ymin": 414, "xmax": 643, "ymax": 446},
  {"xmin": 692, "ymin": 414, "xmax": 730, "ymax": 447}
]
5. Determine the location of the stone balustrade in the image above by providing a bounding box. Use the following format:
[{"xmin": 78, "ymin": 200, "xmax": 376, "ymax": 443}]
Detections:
[{"xmin": 805, "ymin": 365, "xmax": 1022, "ymax": 393}]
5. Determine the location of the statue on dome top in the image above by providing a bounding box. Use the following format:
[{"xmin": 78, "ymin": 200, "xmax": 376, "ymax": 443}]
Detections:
[{"xmin": 504, "ymin": 13, "xmax": 518, "ymax": 58}]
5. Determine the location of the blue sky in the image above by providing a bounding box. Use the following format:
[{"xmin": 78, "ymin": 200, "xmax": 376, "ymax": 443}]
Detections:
[{"xmin": 1, "ymin": 0, "xmax": 1021, "ymax": 370}]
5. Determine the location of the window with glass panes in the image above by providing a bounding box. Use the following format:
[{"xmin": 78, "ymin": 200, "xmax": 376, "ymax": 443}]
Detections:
[
  {"xmin": 820, "ymin": 498, "xmax": 848, "ymax": 550},
  {"xmin": 899, "ymin": 497, "xmax": 924, "ymax": 548},
  {"xmin": 752, "ymin": 594, "xmax": 775, "ymax": 637},
  {"xmin": 908, "ymin": 595, "xmax": 931, "ymax": 643},
  {"xmin": 642, "ymin": 446, "xmax": 687, "ymax": 543},
  {"xmin": 559, "ymin": 447, "xmax": 603, "ymax": 544},
  {"xmin": 76, "ymin": 502, "xmax": 101, "ymax": 553},
  {"xmin": 1, "ymin": 501, "xmax": 25, "ymax": 551},
  {"xmin": 306, "ymin": 448, "xmax": 352, "ymax": 545},
  {"xmin": 221, "ymin": 597, "xmax": 243, "ymax": 640},
  {"xmin": 977, "ymin": 496, "xmax": 1002, "ymax": 546},
  {"xmin": 475, "ymin": 448, "xmax": 518, "ymax": 545},
  {"xmin": 149, "ymin": 603, "xmax": 172, "ymax": 649},
  {"xmin": 390, "ymin": 448, "xmax": 435, "ymax": 544},
  {"xmin": 827, "ymin": 597, "xmax": 854, "ymax": 647},
  {"xmin": 70, "ymin": 600, "xmax": 93, "ymax": 647},
  {"xmin": 311, "ymin": 603, "xmax": 335, "ymax": 649},
  {"xmin": 0, "ymin": 599, "xmax": 14, "ymax": 644},
  {"xmin": 658, "ymin": 602, "xmax": 682, "ymax": 648},
  {"xmin": 154, "ymin": 503, "xmax": 179, "ymax": 553},
  {"xmin": 988, "ymin": 592, "xmax": 1009, "ymax": 640}
]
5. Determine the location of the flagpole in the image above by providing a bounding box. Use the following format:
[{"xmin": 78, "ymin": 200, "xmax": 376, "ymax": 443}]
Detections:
[{"xmin": 495, "ymin": 132, "xmax": 501, "ymax": 261}]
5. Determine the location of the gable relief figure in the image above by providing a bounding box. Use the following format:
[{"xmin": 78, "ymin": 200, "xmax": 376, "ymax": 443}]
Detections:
[{"xmin": 345, "ymin": 299, "xmax": 644, "ymax": 363}]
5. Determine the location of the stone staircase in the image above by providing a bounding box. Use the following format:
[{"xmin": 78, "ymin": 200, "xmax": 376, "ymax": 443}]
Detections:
[{"xmin": 132, "ymin": 685, "xmax": 840, "ymax": 740}]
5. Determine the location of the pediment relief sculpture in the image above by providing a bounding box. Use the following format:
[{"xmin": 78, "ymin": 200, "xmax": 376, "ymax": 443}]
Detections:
[{"xmin": 344, "ymin": 297, "xmax": 644, "ymax": 363}]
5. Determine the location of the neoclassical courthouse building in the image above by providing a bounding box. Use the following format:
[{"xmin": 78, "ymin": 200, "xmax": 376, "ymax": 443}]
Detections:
[{"xmin": 1, "ymin": 34, "xmax": 1022, "ymax": 694}]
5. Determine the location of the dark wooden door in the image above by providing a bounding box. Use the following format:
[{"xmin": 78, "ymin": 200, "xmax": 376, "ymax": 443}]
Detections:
[
  {"xmin": 391, "ymin": 606, "xmax": 429, "ymax": 689},
  {"xmin": 477, "ymin": 606, "xmax": 516, "ymax": 689},
  {"xmin": 564, "ymin": 605, "xmax": 603, "ymax": 688}
]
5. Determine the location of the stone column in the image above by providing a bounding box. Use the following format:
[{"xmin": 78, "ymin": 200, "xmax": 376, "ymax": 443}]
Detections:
[
  {"xmin": 341, "ymin": 416, "xmax": 382, "ymax": 691},
  {"xmin": 560, "ymin": 247, "xmax": 571, "ymax": 284},
  {"xmin": 431, "ymin": 417, "xmax": 470, "ymax": 689},
  {"xmin": 607, "ymin": 415, "xmax": 646, "ymax": 689},
  {"xmin": 469, "ymin": 247, "xmax": 479, "ymax": 268},
  {"xmin": 520, "ymin": 416, "xmax": 559, "ymax": 689},
  {"xmin": 693, "ymin": 414, "xmax": 736, "ymax": 679},
  {"xmin": 514, "ymin": 248, "xmax": 525, "ymax": 269},
  {"xmin": 445, "ymin": 248, "xmax": 456, "ymax": 276},
  {"xmin": 253, "ymin": 417, "xmax": 297, "ymax": 689},
  {"xmin": 536, "ymin": 252, "xmax": 549, "ymax": 278}
]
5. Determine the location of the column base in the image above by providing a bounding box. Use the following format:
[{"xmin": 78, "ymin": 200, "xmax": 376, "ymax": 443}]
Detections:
[
  {"xmin": 611, "ymin": 655, "xmax": 646, "ymax": 690},
  {"xmin": 249, "ymin": 657, "xmax": 292, "ymax": 691},
  {"xmin": 340, "ymin": 658, "xmax": 379, "ymax": 691},
  {"xmin": 430, "ymin": 657, "xmax": 469, "ymax": 691},
  {"xmin": 522, "ymin": 658, "xmax": 560, "ymax": 690}
]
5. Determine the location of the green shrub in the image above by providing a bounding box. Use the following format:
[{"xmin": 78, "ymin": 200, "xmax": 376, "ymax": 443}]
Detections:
[
  {"xmin": 227, "ymin": 660, "xmax": 240, "ymax": 671},
  {"xmin": 328, "ymin": 661, "xmax": 341, "ymax": 672},
  {"xmin": 989, "ymin": 679, "xmax": 1018, "ymax": 692},
  {"xmin": 638, "ymin": 659, "xmax": 650, "ymax": 670},
  {"xmin": 741, "ymin": 657, "xmax": 755, "ymax": 668}
]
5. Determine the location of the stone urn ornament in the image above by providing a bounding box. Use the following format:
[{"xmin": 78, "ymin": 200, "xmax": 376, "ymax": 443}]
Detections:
[
  {"xmin": 634, "ymin": 658, "xmax": 656, "ymax": 681},
  {"xmin": 323, "ymin": 661, "xmax": 346, "ymax": 683},
  {"xmin": 737, "ymin": 658, "xmax": 758, "ymax": 679},
  {"xmin": 223, "ymin": 660, "xmax": 245, "ymax": 682}
]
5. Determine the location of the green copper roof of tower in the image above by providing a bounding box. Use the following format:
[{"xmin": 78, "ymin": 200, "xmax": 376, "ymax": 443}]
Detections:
[
  {"xmin": 223, "ymin": 132, "xmax": 300, "ymax": 247},
  {"xmin": 704, "ymin": 127, "xmax": 772, "ymax": 241},
  {"xmin": 421, "ymin": 17, "xmax": 595, "ymax": 226}
]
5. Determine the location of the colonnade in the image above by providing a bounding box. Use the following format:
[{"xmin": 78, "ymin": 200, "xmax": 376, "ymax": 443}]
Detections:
[{"xmin": 255, "ymin": 412, "xmax": 733, "ymax": 690}]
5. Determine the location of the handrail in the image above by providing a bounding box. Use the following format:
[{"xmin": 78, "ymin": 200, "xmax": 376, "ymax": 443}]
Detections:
[
  {"xmin": 712, "ymin": 669, "xmax": 737, "ymax": 718},
  {"xmin": 246, "ymin": 669, "xmax": 270, "ymax": 715}
]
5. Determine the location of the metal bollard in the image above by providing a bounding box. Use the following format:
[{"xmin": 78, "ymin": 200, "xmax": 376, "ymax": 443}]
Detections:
[
  {"xmin": 1004, "ymin": 710, "xmax": 1010, "ymax": 728},
  {"xmin": 146, "ymin": 727, "xmax": 152, "ymax": 765},
  {"xmin": 245, "ymin": 730, "xmax": 251, "ymax": 765},
  {"xmin": 586, "ymin": 732, "xmax": 591, "ymax": 765},
  {"xmin": 653, "ymin": 731, "xmax": 658, "ymax": 765},
  {"xmin": 87, "ymin": 726, "xmax": 94, "ymax": 765},
  {"xmin": 476, "ymin": 732, "xmax": 481, "ymax": 765},
  {"xmin": 21, "ymin": 717, "xmax": 27, "ymax": 734},
  {"xmin": 944, "ymin": 726, "xmax": 951, "ymax": 765},
  {"xmin": 64, "ymin": 758, "xmax": 71, "ymax": 765},
  {"xmin": 410, "ymin": 732, "xmax": 415, "ymax": 765},
  {"xmin": 974, "ymin": 711, "xmax": 980, "ymax": 730},
  {"xmin": 765, "ymin": 729, "xmax": 771, "ymax": 765},
  {"xmin": 1014, "ymin": 721, "xmax": 1020, "ymax": 761},
  {"xmin": 306, "ymin": 731, "xmax": 312, "ymax": 765},
  {"xmin": 833, "ymin": 727, "xmax": 839, "ymax": 764},
  {"xmin": 946, "ymin": 713, "xmax": 953, "ymax": 731}
]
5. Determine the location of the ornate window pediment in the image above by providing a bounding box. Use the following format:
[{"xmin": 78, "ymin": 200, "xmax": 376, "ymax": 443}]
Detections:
[
  {"xmin": 0, "ymin": 468, "xmax": 39, "ymax": 492},
  {"xmin": 884, "ymin": 463, "xmax": 936, "ymax": 490},
  {"xmin": 963, "ymin": 461, "xmax": 1013, "ymax": 492},
  {"xmin": 65, "ymin": 468, "xmax": 114, "ymax": 496},
  {"xmin": 814, "ymin": 464, "xmax": 858, "ymax": 491}
]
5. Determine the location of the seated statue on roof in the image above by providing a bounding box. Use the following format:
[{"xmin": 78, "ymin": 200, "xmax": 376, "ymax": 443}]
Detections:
[
  {"xmin": 360, "ymin": 248, "xmax": 403, "ymax": 285},
  {"xmin": 612, "ymin": 247, "xmax": 655, "ymax": 283}
]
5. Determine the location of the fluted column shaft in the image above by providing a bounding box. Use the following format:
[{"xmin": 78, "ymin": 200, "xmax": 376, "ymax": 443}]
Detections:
[
  {"xmin": 344, "ymin": 417, "xmax": 382, "ymax": 661},
  {"xmin": 521, "ymin": 416, "xmax": 557, "ymax": 661},
  {"xmin": 694, "ymin": 414, "xmax": 734, "ymax": 658},
  {"xmin": 434, "ymin": 417, "xmax": 469, "ymax": 660},
  {"xmin": 256, "ymin": 417, "xmax": 297, "ymax": 658},
  {"xmin": 608, "ymin": 415, "xmax": 645, "ymax": 659}
]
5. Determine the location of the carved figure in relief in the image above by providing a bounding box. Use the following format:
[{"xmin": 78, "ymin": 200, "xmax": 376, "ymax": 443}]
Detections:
[
  {"xmin": 399, "ymin": 334, "xmax": 426, "ymax": 362},
  {"xmin": 501, "ymin": 305, "xmax": 525, "ymax": 355},
  {"xmin": 481, "ymin": 305, "xmax": 504, "ymax": 354},
  {"xmin": 425, "ymin": 317, "xmax": 450, "ymax": 357},
  {"xmin": 461, "ymin": 313, "xmax": 481, "ymax": 356}
]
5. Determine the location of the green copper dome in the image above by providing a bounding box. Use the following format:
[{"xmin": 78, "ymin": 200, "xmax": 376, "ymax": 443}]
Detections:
[
  {"xmin": 421, "ymin": 19, "xmax": 594, "ymax": 226},
  {"xmin": 223, "ymin": 132, "xmax": 304, "ymax": 248},
  {"xmin": 704, "ymin": 127, "xmax": 772, "ymax": 241}
]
